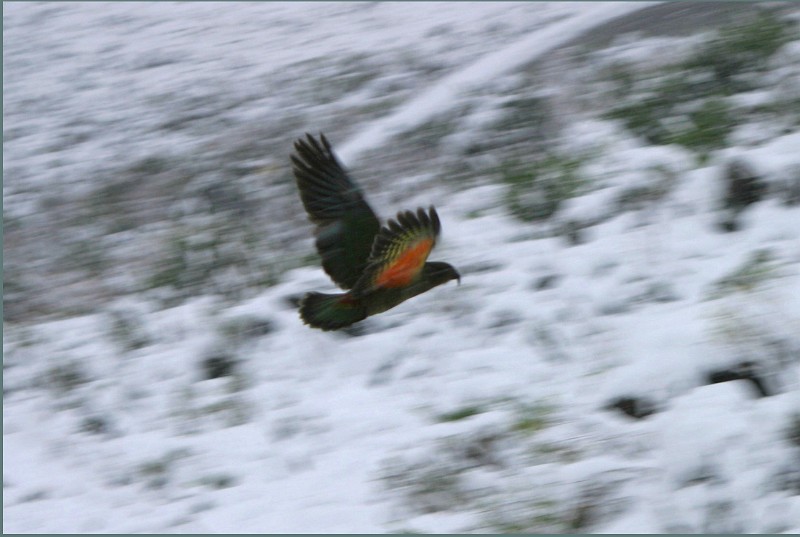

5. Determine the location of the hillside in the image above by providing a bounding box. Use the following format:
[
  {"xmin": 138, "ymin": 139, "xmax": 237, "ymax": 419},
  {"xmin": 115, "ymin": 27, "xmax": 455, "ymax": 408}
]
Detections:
[{"xmin": 4, "ymin": 2, "xmax": 800, "ymax": 533}]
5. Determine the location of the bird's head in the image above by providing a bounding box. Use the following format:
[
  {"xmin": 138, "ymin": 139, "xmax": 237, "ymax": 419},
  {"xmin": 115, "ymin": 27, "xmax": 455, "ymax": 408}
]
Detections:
[{"xmin": 424, "ymin": 261, "xmax": 461, "ymax": 287}]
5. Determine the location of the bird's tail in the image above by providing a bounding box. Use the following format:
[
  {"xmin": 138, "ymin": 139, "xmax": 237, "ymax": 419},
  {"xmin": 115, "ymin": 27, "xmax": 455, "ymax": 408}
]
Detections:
[{"xmin": 299, "ymin": 292, "xmax": 367, "ymax": 331}]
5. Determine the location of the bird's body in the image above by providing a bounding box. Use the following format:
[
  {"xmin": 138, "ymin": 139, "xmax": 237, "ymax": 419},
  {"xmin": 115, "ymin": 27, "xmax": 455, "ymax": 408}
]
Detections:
[{"xmin": 291, "ymin": 133, "xmax": 460, "ymax": 331}]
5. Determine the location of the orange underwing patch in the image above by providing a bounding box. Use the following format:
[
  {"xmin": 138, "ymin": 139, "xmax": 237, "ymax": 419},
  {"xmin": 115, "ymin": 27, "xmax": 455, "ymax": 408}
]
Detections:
[{"xmin": 375, "ymin": 238, "xmax": 434, "ymax": 288}]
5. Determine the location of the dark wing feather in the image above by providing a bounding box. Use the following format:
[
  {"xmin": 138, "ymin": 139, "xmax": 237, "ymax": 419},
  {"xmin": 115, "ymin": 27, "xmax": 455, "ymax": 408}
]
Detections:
[
  {"xmin": 351, "ymin": 206, "xmax": 441, "ymax": 296},
  {"xmin": 291, "ymin": 133, "xmax": 381, "ymax": 289}
]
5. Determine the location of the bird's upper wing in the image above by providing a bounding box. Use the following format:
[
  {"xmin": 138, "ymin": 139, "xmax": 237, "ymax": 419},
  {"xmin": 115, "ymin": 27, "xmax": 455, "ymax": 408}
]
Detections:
[
  {"xmin": 291, "ymin": 133, "xmax": 381, "ymax": 289},
  {"xmin": 351, "ymin": 206, "xmax": 441, "ymax": 296}
]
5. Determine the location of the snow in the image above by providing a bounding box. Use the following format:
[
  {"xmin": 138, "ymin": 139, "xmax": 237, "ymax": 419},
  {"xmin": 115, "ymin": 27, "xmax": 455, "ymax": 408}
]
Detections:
[
  {"xmin": 5, "ymin": 1, "xmax": 800, "ymax": 534},
  {"xmin": 4, "ymin": 1, "xmax": 571, "ymax": 203},
  {"xmin": 337, "ymin": 2, "xmax": 658, "ymax": 162}
]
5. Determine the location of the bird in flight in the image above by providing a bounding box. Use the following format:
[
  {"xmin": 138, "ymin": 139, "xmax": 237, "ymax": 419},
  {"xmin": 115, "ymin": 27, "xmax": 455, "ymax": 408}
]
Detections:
[{"xmin": 291, "ymin": 133, "xmax": 460, "ymax": 331}]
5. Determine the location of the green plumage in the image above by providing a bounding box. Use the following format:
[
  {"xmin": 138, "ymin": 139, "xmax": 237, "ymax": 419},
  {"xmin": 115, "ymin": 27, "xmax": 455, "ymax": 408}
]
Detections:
[
  {"xmin": 291, "ymin": 133, "xmax": 460, "ymax": 331},
  {"xmin": 299, "ymin": 292, "xmax": 367, "ymax": 331},
  {"xmin": 291, "ymin": 134, "xmax": 380, "ymax": 289}
]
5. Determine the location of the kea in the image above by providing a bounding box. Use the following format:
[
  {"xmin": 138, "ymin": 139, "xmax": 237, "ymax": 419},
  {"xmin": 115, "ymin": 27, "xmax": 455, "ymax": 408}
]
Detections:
[{"xmin": 291, "ymin": 133, "xmax": 460, "ymax": 331}]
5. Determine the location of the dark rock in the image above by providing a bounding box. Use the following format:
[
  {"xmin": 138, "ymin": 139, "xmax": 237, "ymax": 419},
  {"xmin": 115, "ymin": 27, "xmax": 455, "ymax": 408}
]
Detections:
[
  {"xmin": 202, "ymin": 354, "xmax": 238, "ymax": 380},
  {"xmin": 80, "ymin": 416, "xmax": 110, "ymax": 435},
  {"xmin": 221, "ymin": 315, "xmax": 275, "ymax": 341},
  {"xmin": 782, "ymin": 169, "xmax": 800, "ymax": 206},
  {"xmin": 716, "ymin": 159, "xmax": 768, "ymax": 233},
  {"xmin": 785, "ymin": 413, "xmax": 800, "ymax": 448},
  {"xmin": 487, "ymin": 309, "xmax": 522, "ymax": 331},
  {"xmin": 643, "ymin": 281, "xmax": 680, "ymax": 303},
  {"xmin": 705, "ymin": 361, "xmax": 771, "ymax": 397},
  {"xmin": 461, "ymin": 432, "xmax": 503, "ymax": 468},
  {"xmin": 722, "ymin": 158, "xmax": 766, "ymax": 213},
  {"xmin": 596, "ymin": 299, "xmax": 631, "ymax": 316},
  {"xmin": 534, "ymin": 274, "xmax": 560, "ymax": 291},
  {"xmin": 284, "ymin": 294, "xmax": 304, "ymax": 309},
  {"xmin": 718, "ymin": 218, "xmax": 740, "ymax": 233},
  {"xmin": 615, "ymin": 184, "xmax": 669, "ymax": 212},
  {"xmin": 605, "ymin": 396, "xmax": 657, "ymax": 419},
  {"xmin": 562, "ymin": 220, "xmax": 586, "ymax": 246},
  {"xmin": 368, "ymin": 356, "xmax": 402, "ymax": 387},
  {"xmin": 772, "ymin": 165, "xmax": 800, "ymax": 207}
]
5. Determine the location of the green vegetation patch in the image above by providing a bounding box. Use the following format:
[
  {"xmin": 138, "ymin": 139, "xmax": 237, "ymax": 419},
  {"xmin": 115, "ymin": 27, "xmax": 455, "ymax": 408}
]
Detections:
[
  {"xmin": 604, "ymin": 11, "xmax": 795, "ymax": 157},
  {"xmin": 437, "ymin": 405, "xmax": 486, "ymax": 423},
  {"xmin": 707, "ymin": 248, "xmax": 780, "ymax": 299},
  {"xmin": 502, "ymin": 154, "xmax": 586, "ymax": 222},
  {"xmin": 669, "ymin": 98, "xmax": 737, "ymax": 155},
  {"xmin": 605, "ymin": 78, "xmax": 736, "ymax": 156},
  {"xmin": 682, "ymin": 11, "xmax": 793, "ymax": 94}
]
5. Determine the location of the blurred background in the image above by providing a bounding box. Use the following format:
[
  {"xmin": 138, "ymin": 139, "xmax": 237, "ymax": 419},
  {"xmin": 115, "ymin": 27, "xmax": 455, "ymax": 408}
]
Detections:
[{"xmin": 4, "ymin": 2, "xmax": 800, "ymax": 533}]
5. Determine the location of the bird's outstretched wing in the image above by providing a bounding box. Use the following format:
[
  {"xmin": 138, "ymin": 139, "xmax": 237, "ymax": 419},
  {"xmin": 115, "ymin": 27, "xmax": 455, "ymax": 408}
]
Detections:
[
  {"xmin": 291, "ymin": 133, "xmax": 381, "ymax": 289},
  {"xmin": 351, "ymin": 206, "xmax": 441, "ymax": 296}
]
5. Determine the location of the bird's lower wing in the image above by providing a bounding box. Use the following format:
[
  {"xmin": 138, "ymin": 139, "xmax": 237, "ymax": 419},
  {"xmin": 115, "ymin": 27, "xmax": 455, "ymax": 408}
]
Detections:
[{"xmin": 352, "ymin": 206, "xmax": 441, "ymax": 295}]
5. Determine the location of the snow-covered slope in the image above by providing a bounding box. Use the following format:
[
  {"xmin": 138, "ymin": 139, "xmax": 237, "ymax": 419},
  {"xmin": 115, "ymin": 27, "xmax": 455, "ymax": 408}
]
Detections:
[{"xmin": 4, "ymin": 2, "xmax": 800, "ymax": 533}]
